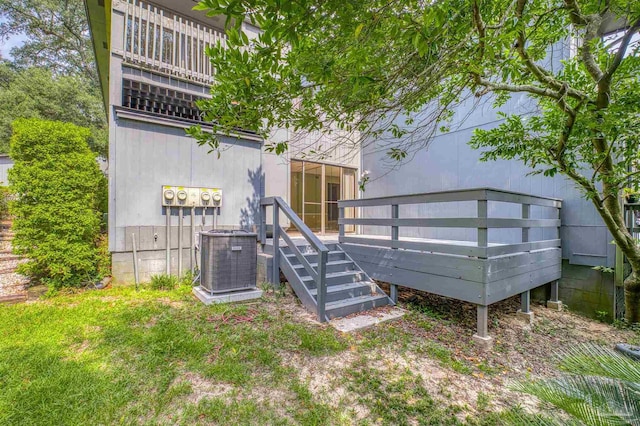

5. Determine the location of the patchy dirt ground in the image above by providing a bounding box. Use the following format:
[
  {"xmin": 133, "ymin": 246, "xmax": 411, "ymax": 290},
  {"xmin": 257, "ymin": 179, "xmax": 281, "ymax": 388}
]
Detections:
[
  {"xmin": 260, "ymin": 283, "xmax": 639, "ymax": 420},
  {"xmin": 3, "ymin": 280, "xmax": 637, "ymax": 425}
]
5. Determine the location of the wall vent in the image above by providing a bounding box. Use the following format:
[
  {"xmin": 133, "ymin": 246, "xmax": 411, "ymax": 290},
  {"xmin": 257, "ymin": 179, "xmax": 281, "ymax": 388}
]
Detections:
[{"xmin": 122, "ymin": 79, "xmax": 205, "ymax": 122}]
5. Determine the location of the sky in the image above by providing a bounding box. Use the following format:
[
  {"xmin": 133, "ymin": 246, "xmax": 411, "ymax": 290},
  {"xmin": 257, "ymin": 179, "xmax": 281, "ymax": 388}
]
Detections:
[{"xmin": 0, "ymin": 33, "xmax": 27, "ymax": 59}]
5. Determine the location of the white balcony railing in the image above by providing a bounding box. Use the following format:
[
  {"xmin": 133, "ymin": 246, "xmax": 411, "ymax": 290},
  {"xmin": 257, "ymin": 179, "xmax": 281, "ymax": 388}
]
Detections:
[{"xmin": 114, "ymin": 0, "xmax": 225, "ymax": 84}]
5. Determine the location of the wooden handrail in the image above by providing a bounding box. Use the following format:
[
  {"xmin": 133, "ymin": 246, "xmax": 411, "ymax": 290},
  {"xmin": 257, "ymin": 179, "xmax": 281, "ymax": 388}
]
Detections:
[
  {"xmin": 337, "ymin": 187, "xmax": 562, "ymax": 208},
  {"xmin": 337, "ymin": 188, "xmax": 562, "ymax": 259},
  {"xmin": 260, "ymin": 197, "xmax": 329, "ymax": 321}
]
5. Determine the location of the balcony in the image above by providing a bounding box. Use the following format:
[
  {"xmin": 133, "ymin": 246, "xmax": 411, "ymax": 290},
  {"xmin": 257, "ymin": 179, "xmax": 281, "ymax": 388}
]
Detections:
[{"xmin": 113, "ymin": 0, "xmax": 226, "ymax": 85}]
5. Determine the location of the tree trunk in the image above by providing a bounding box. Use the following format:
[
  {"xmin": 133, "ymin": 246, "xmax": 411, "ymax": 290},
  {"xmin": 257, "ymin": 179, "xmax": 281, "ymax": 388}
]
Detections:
[{"xmin": 624, "ymin": 270, "xmax": 640, "ymax": 324}]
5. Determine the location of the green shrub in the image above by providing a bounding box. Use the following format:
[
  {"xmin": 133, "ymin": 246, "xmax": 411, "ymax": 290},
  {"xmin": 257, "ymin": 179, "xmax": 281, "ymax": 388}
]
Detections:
[
  {"xmin": 149, "ymin": 274, "xmax": 179, "ymax": 291},
  {"xmin": 8, "ymin": 119, "xmax": 106, "ymax": 288},
  {"xmin": 96, "ymin": 234, "xmax": 111, "ymax": 280},
  {"xmin": 513, "ymin": 344, "xmax": 640, "ymax": 425},
  {"xmin": 179, "ymin": 270, "xmax": 196, "ymax": 287}
]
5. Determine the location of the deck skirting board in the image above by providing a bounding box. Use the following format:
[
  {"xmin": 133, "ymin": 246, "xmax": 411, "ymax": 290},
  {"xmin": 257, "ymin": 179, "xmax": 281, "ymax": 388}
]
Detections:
[
  {"xmin": 342, "ymin": 244, "xmax": 561, "ymax": 307},
  {"xmin": 485, "ymin": 263, "xmax": 562, "ymax": 304}
]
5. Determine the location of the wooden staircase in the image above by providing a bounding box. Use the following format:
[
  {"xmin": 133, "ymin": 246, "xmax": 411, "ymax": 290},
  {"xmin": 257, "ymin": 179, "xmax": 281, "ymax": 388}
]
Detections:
[
  {"xmin": 261, "ymin": 197, "xmax": 393, "ymax": 322},
  {"xmin": 281, "ymin": 243, "xmax": 391, "ymax": 320}
]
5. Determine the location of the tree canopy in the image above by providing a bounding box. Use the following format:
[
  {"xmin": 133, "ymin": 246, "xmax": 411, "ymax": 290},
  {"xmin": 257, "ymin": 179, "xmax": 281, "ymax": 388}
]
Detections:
[
  {"xmin": 0, "ymin": 0, "xmax": 97, "ymax": 84},
  {"xmin": 192, "ymin": 0, "xmax": 640, "ymax": 322},
  {"xmin": 0, "ymin": 0, "xmax": 106, "ymax": 156},
  {"xmin": 0, "ymin": 63, "xmax": 107, "ymax": 155}
]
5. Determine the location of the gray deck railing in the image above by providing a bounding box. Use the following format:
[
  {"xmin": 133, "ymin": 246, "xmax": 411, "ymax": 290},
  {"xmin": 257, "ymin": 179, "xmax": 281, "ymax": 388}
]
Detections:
[
  {"xmin": 337, "ymin": 188, "xmax": 562, "ymax": 259},
  {"xmin": 260, "ymin": 197, "xmax": 329, "ymax": 321},
  {"xmin": 625, "ymin": 203, "xmax": 640, "ymax": 240}
]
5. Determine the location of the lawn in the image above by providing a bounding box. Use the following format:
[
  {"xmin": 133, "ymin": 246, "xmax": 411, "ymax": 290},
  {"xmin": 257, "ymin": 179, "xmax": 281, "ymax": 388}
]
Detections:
[{"xmin": 0, "ymin": 283, "xmax": 636, "ymax": 425}]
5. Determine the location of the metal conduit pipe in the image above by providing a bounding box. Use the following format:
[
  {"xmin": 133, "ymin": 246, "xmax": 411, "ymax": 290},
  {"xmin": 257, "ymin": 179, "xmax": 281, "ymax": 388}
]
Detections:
[
  {"xmin": 190, "ymin": 206, "xmax": 195, "ymax": 272},
  {"xmin": 166, "ymin": 206, "xmax": 171, "ymax": 275},
  {"xmin": 178, "ymin": 207, "xmax": 183, "ymax": 277}
]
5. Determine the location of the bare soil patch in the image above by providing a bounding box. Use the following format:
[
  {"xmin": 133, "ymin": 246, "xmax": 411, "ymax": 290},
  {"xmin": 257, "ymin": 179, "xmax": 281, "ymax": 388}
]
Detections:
[{"xmin": 258, "ymin": 284, "xmax": 637, "ymax": 419}]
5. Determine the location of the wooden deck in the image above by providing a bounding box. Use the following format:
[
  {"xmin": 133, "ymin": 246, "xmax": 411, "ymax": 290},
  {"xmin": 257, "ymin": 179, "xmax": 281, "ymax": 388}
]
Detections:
[
  {"xmin": 267, "ymin": 232, "xmax": 560, "ymax": 306},
  {"xmin": 261, "ymin": 188, "xmax": 563, "ymax": 346},
  {"xmin": 336, "ymin": 188, "xmax": 563, "ymax": 345}
]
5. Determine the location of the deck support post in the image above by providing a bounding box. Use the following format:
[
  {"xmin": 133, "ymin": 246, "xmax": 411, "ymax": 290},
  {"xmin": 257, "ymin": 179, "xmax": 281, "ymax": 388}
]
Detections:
[
  {"xmin": 517, "ymin": 290, "xmax": 534, "ymax": 323},
  {"xmin": 547, "ymin": 280, "xmax": 563, "ymax": 310},
  {"xmin": 272, "ymin": 202, "xmax": 280, "ymax": 287},
  {"xmin": 390, "ymin": 285, "xmax": 398, "ymax": 304},
  {"xmin": 472, "ymin": 305, "xmax": 493, "ymax": 350}
]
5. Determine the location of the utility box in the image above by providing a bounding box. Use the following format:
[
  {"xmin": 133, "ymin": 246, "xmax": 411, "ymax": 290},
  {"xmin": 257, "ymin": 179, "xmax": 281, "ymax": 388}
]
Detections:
[{"xmin": 199, "ymin": 231, "xmax": 257, "ymax": 294}]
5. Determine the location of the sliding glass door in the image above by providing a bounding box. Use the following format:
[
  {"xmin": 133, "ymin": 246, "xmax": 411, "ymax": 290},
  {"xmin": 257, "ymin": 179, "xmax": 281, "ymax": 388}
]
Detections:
[{"xmin": 290, "ymin": 160, "xmax": 357, "ymax": 234}]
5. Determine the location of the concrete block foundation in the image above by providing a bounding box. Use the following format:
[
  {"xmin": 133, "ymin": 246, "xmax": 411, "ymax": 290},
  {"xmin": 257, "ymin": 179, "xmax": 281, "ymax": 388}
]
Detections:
[
  {"xmin": 516, "ymin": 310, "xmax": 535, "ymax": 324},
  {"xmin": 472, "ymin": 334, "xmax": 494, "ymax": 351},
  {"xmin": 257, "ymin": 252, "xmax": 274, "ymax": 285},
  {"xmin": 546, "ymin": 300, "xmax": 564, "ymax": 311},
  {"xmin": 112, "ymin": 249, "xmax": 195, "ymax": 283}
]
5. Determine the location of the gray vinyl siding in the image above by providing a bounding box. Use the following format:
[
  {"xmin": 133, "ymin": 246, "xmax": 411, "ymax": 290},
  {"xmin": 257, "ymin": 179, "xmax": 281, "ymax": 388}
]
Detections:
[{"xmin": 109, "ymin": 117, "xmax": 262, "ymax": 252}]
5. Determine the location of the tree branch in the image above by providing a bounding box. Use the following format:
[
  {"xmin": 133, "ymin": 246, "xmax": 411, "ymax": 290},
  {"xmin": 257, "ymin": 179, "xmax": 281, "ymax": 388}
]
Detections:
[
  {"xmin": 507, "ymin": 0, "xmax": 589, "ymax": 102},
  {"xmin": 603, "ymin": 18, "xmax": 640, "ymax": 83},
  {"xmin": 563, "ymin": 0, "xmax": 587, "ymax": 26},
  {"xmin": 474, "ymin": 75, "xmax": 563, "ymax": 99}
]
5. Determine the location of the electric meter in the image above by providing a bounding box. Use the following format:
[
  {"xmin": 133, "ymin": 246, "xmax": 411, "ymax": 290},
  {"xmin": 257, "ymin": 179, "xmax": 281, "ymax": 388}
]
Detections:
[{"xmin": 162, "ymin": 186, "xmax": 222, "ymax": 207}]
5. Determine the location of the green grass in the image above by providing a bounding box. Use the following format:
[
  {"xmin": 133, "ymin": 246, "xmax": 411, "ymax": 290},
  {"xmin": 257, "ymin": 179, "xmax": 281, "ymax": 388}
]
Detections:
[
  {"xmin": 344, "ymin": 361, "xmax": 463, "ymax": 426},
  {"xmin": 0, "ymin": 285, "xmax": 348, "ymax": 425},
  {"xmin": 0, "ymin": 284, "xmax": 553, "ymax": 425},
  {"xmin": 417, "ymin": 341, "xmax": 472, "ymax": 375}
]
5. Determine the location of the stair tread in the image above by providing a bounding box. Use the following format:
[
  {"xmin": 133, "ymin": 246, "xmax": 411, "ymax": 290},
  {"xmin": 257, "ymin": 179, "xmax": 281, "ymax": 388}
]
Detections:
[
  {"xmin": 325, "ymin": 294, "xmax": 389, "ymax": 310},
  {"xmin": 300, "ymin": 270, "xmax": 362, "ymax": 281},
  {"xmin": 308, "ymin": 281, "xmax": 373, "ymax": 295},
  {"xmin": 293, "ymin": 260, "xmax": 353, "ymax": 269},
  {"xmin": 285, "ymin": 250, "xmax": 342, "ymax": 257}
]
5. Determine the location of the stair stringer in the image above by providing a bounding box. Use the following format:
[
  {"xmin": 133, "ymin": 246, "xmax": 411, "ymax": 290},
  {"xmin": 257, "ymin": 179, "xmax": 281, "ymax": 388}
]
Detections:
[{"xmin": 278, "ymin": 248, "xmax": 325, "ymax": 318}]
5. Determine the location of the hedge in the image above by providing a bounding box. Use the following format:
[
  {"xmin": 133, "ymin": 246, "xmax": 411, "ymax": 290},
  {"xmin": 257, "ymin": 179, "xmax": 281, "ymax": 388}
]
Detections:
[{"xmin": 9, "ymin": 119, "xmax": 107, "ymax": 288}]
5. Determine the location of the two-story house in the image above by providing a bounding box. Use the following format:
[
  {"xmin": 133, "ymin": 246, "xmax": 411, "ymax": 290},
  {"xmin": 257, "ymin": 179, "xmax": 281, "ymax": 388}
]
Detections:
[
  {"xmin": 84, "ymin": 0, "xmax": 361, "ymax": 283},
  {"xmin": 85, "ymin": 0, "xmax": 624, "ymax": 323}
]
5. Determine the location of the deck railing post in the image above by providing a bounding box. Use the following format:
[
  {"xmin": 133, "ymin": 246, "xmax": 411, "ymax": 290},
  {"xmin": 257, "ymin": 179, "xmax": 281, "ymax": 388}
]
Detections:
[
  {"xmin": 477, "ymin": 200, "xmax": 488, "ymax": 258},
  {"xmin": 260, "ymin": 203, "xmax": 267, "ymax": 245},
  {"xmin": 272, "ymin": 201, "xmax": 280, "ymax": 286},
  {"xmin": 339, "ymin": 207, "xmax": 345, "ymax": 241},
  {"xmin": 391, "ymin": 204, "xmax": 399, "ymax": 246},
  {"xmin": 390, "ymin": 204, "xmax": 399, "ymax": 303},
  {"xmin": 522, "ymin": 203, "xmax": 530, "ymax": 248},
  {"xmin": 317, "ymin": 249, "xmax": 328, "ymax": 322}
]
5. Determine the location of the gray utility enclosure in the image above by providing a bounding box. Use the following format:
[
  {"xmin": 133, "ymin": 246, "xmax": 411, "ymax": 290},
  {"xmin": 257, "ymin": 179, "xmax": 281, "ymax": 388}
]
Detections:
[{"xmin": 336, "ymin": 188, "xmax": 562, "ymax": 343}]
